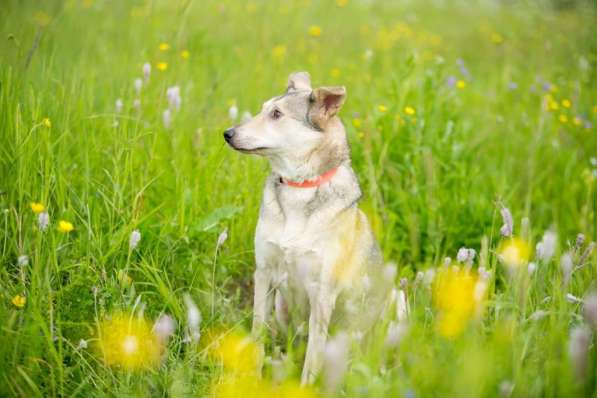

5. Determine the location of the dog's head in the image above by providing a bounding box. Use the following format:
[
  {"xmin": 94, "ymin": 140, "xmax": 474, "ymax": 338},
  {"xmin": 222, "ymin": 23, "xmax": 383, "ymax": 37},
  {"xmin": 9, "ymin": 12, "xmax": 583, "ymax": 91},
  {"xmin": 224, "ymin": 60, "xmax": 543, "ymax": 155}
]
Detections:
[{"xmin": 224, "ymin": 72, "xmax": 349, "ymax": 179}]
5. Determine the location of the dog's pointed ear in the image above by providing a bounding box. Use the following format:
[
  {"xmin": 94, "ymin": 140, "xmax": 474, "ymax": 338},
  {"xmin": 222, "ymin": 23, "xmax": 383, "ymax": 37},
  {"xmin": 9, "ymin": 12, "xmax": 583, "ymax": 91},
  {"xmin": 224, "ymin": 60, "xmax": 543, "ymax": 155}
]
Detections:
[
  {"xmin": 308, "ymin": 86, "xmax": 346, "ymax": 129},
  {"xmin": 287, "ymin": 71, "xmax": 312, "ymax": 92}
]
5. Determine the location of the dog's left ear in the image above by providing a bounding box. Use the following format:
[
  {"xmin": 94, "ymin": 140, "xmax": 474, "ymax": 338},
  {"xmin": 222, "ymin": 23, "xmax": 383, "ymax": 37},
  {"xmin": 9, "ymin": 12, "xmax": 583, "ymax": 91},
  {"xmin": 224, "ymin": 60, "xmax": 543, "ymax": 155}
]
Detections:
[{"xmin": 308, "ymin": 86, "xmax": 346, "ymax": 129}]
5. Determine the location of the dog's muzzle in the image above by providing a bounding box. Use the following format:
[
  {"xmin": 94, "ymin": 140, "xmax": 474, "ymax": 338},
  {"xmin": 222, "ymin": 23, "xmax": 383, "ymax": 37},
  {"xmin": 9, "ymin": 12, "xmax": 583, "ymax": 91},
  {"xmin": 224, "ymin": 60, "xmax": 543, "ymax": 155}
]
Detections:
[{"xmin": 223, "ymin": 128, "xmax": 236, "ymax": 144}]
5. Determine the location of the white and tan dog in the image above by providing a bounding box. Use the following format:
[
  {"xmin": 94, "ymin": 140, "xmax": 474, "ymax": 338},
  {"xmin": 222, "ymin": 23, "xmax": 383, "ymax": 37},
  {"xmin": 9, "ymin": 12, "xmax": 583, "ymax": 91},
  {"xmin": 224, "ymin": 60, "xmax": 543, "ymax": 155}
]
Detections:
[{"xmin": 224, "ymin": 72, "xmax": 393, "ymax": 384}]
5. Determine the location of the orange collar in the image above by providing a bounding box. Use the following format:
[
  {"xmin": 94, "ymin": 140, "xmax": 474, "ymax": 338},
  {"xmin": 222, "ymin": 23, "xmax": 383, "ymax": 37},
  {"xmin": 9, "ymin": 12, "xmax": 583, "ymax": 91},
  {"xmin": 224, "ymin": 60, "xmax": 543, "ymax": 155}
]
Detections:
[{"xmin": 282, "ymin": 167, "xmax": 339, "ymax": 188}]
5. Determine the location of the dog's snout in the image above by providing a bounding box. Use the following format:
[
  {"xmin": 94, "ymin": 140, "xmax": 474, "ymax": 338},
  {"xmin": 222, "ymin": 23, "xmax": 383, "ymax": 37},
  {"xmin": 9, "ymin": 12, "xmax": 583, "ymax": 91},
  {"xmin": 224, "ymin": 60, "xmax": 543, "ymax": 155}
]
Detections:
[{"xmin": 223, "ymin": 128, "xmax": 236, "ymax": 143}]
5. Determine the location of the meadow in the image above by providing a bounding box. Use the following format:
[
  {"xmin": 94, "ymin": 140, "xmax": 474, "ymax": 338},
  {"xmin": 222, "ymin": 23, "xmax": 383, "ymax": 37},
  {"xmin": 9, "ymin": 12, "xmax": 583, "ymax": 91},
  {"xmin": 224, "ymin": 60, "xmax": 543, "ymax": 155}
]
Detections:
[{"xmin": 1, "ymin": 0, "xmax": 596, "ymax": 396}]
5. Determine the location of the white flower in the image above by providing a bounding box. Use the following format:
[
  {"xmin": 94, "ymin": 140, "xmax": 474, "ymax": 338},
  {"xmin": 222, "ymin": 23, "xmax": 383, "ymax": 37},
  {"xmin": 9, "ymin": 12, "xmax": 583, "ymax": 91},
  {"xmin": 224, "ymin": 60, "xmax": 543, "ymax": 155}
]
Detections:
[
  {"xmin": 529, "ymin": 310, "xmax": 548, "ymax": 321},
  {"xmin": 133, "ymin": 98, "xmax": 141, "ymax": 111},
  {"xmin": 385, "ymin": 321, "xmax": 408, "ymax": 348},
  {"xmin": 443, "ymin": 257, "xmax": 452, "ymax": 267},
  {"xmin": 456, "ymin": 247, "xmax": 476, "ymax": 264},
  {"xmin": 129, "ymin": 229, "xmax": 141, "ymax": 250},
  {"xmin": 143, "ymin": 62, "xmax": 151, "ymax": 81},
  {"xmin": 18, "ymin": 255, "xmax": 29, "ymax": 266},
  {"xmin": 163, "ymin": 109, "xmax": 172, "ymax": 128},
  {"xmin": 183, "ymin": 294, "xmax": 201, "ymax": 343},
  {"xmin": 561, "ymin": 253, "xmax": 573, "ymax": 284},
  {"xmin": 228, "ymin": 105, "xmax": 238, "ymax": 121},
  {"xmin": 166, "ymin": 86, "xmax": 181, "ymax": 111},
  {"xmin": 153, "ymin": 314, "xmax": 176, "ymax": 342},
  {"xmin": 241, "ymin": 111, "xmax": 252, "ymax": 123},
  {"xmin": 216, "ymin": 228, "xmax": 228, "ymax": 248},
  {"xmin": 583, "ymin": 292, "xmax": 597, "ymax": 329},
  {"xmin": 566, "ymin": 293, "xmax": 582, "ymax": 304},
  {"xmin": 527, "ymin": 262, "xmax": 537, "ymax": 275},
  {"xmin": 499, "ymin": 380, "xmax": 514, "ymax": 398},
  {"xmin": 134, "ymin": 78, "xmax": 143, "ymax": 95},
  {"xmin": 115, "ymin": 98, "xmax": 123, "ymax": 113},
  {"xmin": 569, "ymin": 326, "xmax": 592, "ymax": 380},
  {"xmin": 77, "ymin": 339, "xmax": 88, "ymax": 349},
  {"xmin": 536, "ymin": 230, "xmax": 557, "ymax": 262},
  {"xmin": 364, "ymin": 48, "xmax": 374, "ymax": 60},
  {"xmin": 499, "ymin": 206, "xmax": 513, "ymax": 237},
  {"xmin": 38, "ymin": 212, "xmax": 50, "ymax": 231},
  {"xmin": 423, "ymin": 268, "xmax": 435, "ymax": 286},
  {"xmin": 323, "ymin": 332, "xmax": 350, "ymax": 393}
]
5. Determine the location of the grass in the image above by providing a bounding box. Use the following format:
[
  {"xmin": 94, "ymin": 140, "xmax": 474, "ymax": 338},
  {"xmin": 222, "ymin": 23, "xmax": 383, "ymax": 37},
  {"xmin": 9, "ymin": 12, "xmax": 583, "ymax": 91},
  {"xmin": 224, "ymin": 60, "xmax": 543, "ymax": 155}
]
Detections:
[{"xmin": 1, "ymin": 0, "xmax": 596, "ymax": 396}]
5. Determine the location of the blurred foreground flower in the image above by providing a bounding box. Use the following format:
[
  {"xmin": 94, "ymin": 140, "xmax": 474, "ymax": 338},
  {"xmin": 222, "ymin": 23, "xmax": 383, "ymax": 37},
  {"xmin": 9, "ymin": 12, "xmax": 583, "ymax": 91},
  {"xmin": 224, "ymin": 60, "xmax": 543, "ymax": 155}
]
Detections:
[
  {"xmin": 159, "ymin": 42, "xmax": 170, "ymax": 51},
  {"xmin": 433, "ymin": 267, "xmax": 487, "ymax": 338},
  {"xmin": 157, "ymin": 62, "xmax": 168, "ymax": 71},
  {"xmin": 167, "ymin": 86, "xmax": 181, "ymax": 111},
  {"xmin": 58, "ymin": 220, "xmax": 74, "ymax": 233},
  {"xmin": 42, "ymin": 118, "xmax": 51, "ymax": 128},
  {"xmin": 153, "ymin": 314, "xmax": 176, "ymax": 342},
  {"xmin": 183, "ymin": 294, "xmax": 201, "ymax": 343},
  {"xmin": 323, "ymin": 332, "xmax": 349, "ymax": 393},
  {"xmin": 181, "ymin": 50, "xmax": 190, "ymax": 59},
  {"xmin": 210, "ymin": 331, "xmax": 260, "ymax": 374},
  {"xmin": 568, "ymin": 326, "xmax": 592, "ymax": 381},
  {"xmin": 212, "ymin": 376, "xmax": 319, "ymax": 398},
  {"xmin": 536, "ymin": 230, "xmax": 557, "ymax": 262},
  {"xmin": 499, "ymin": 206, "xmax": 513, "ymax": 237},
  {"xmin": 11, "ymin": 294, "xmax": 26, "ymax": 308},
  {"xmin": 228, "ymin": 105, "xmax": 238, "ymax": 121},
  {"xmin": 456, "ymin": 247, "xmax": 476, "ymax": 264},
  {"xmin": 30, "ymin": 202, "xmax": 45, "ymax": 214},
  {"xmin": 38, "ymin": 212, "xmax": 50, "ymax": 231},
  {"xmin": 163, "ymin": 109, "xmax": 172, "ymax": 128},
  {"xmin": 143, "ymin": 62, "xmax": 151, "ymax": 81},
  {"xmin": 498, "ymin": 237, "xmax": 530, "ymax": 269},
  {"xmin": 98, "ymin": 313, "xmax": 163, "ymax": 370},
  {"xmin": 129, "ymin": 229, "xmax": 141, "ymax": 250},
  {"xmin": 308, "ymin": 25, "xmax": 322, "ymax": 37}
]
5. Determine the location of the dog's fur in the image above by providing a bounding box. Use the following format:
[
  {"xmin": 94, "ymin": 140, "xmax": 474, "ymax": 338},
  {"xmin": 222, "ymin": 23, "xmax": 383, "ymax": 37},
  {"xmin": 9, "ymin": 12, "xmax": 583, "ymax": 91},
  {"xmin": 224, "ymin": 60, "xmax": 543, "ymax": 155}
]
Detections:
[{"xmin": 224, "ymin": 72, "xmax": 392, "ymax": 384}]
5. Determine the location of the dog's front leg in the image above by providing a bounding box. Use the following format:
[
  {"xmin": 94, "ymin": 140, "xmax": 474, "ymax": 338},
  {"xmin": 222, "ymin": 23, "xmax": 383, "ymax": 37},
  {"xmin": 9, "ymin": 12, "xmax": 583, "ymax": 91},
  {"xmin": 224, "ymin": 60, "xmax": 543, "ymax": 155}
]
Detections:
[
  {"xmin": 301, "ymin": 284, "xmax": 336, "ymax": 385},
  {"xmin": 251, "ymin": 266, "xmax": 273, "ymax": 372}
]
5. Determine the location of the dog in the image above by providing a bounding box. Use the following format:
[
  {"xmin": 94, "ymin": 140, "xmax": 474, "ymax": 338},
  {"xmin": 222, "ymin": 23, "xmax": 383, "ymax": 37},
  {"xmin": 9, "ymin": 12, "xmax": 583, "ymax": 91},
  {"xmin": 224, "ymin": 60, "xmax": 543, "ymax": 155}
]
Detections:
[{"xmin": 224, "ymin": 72, "xmax": 393, "ymax": 384}]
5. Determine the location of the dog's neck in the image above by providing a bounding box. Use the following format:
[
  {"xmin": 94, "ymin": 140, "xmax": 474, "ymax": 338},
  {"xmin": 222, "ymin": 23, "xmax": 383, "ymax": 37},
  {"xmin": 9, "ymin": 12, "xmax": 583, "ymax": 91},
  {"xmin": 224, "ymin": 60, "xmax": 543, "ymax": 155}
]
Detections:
[{"xmin": 268, "ymin": 118, "xmax": 350, "ymax": 182}]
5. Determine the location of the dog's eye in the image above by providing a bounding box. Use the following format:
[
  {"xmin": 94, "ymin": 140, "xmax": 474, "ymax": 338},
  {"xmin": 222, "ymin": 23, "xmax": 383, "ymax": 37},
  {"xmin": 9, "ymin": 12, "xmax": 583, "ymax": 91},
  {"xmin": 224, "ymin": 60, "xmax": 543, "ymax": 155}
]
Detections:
[{"xmin": 270, "ymin": 108, "xmax": 283, "ymax": 120}]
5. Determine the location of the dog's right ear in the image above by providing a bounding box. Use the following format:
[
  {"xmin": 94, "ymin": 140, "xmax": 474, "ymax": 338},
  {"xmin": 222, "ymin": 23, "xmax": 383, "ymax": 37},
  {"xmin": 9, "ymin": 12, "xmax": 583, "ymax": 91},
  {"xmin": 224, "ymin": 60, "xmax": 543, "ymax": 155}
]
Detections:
[
  {"xmin": 308, "ymin": 86, "xmax": 346, "ymax": 129},
  {"xmin": 287, "ymin": 71, "xmax": 311, "ymax": 92}
]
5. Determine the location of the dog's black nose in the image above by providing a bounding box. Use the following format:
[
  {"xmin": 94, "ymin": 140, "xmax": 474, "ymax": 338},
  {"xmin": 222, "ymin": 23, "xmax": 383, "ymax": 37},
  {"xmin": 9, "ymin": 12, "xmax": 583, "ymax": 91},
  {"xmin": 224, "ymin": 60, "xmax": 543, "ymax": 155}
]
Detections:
[{"xmin": 223, "ymin": 128, "xmax": 236, "ymax": 143}]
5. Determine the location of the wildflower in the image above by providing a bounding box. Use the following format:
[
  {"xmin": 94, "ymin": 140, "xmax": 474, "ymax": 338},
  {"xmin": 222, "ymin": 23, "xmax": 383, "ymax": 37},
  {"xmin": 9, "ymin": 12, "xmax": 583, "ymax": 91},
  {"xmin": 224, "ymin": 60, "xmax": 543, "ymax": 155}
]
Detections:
[
  {"xmin": 568, "ymin": 326, "xmax": 591, "ymax": 381},
  {"xmin": 446, "ymin": 76, "xmax": 457, "ymax": 87},
  {"xmin": 228, "ymin": 105, "xmax": 238, "ymax": 121},
  {"xmin": 330, "ymin": 68, "xmax": 341, "ymax": 78},
  {"xmin": 163, "ymin": 109, "xmax": 172, "ymax": 128},
  {"xmin": 181, "ymin": 50, "xmax": 190, "ymax": 59},
  {"xmin": 157, "ymin": 62, "xmax": 168, "ymax": 71},
  {"xmin": 166, "ymin": 86, "xmax": 181, "ymax": 110},
  {"xmin": 536, "ymin": 230, "xmax": 557, "ymax": 262},
  {"xmin": 336, "ymin": 0, "xmax": 348, "ymax": 6},
  {"xmin": 153, "ymin": 314, "xmax": 176, "ymax": 342},
  {"xmin": 77, "ymin": 339, "xmax": 88, "ymax": 349},
  {"xmin": 404, "ymin": 106, "xmax": 415, "ymax": 116},
  {"xmin": 11, "ymin": 294, "xmax": 26, "ymax": 308},
  {"xmin": 363, "ymin": 48, "xmax": 373, "ymax": 61},
  {"xmin": 143, "ymin": 62, "xmax": 151, "ymax": 81},
  {"xmin": 560, "ymin": 252, "xmax": 573, "ymax": 284},
  {"xmin": 444, "ymin": 257, "xmax": 452, "ymax": 266},
  {"xmin": 30, "ymin": 202, "xmax": 45, "ymax": 214},
  {"xmin": 579, "ymin": 242, "xmax": 595, "ymax": 267},
  {"xmin": 456, "ymin": 58, "xmax": 470, "ymax": 78},
  {"xmin": 573, "ymin": 116, "xmax": 583, "ymax": 126},
  {"xmin": 115, "ymin": 98, "xmax": 123, "ymax": 113},
  {"xmin": 38, "ymin": 212, "xmax": 50, "ymax": 231},
  {"xmin": 583, "ymin": 292, "xmax": 597, "ymax": 329},
  {"xmin": 323, "ymin": 332, "xmax": 349, "ymax": 393},
  {"xmin": 352, "ymin": 118, "xmax": 362, "ymax": 128},
  {"xmin": 456, "ymin": 80, "xmax": 466, "ymax": 89},
  {"xmin": 308, "ymin": 25, "xmax": 322, "ymax": 37},
  {"xmin": 499, "ymin": 205, "xmax": 513, "ymax": 237},
  {"xmin": 499, "ymin": 380, "xmax": 514, "ymax": 397},
  {"xmin": 18, "ymin": 255, "xmax": 29, "ymax": 266},
  {"xmin": 456, "ymin": 247, "xmax": 476, "ymax": 264},
  {"xmin": 559, "ymin": 114, "xmax": 568, "ymax": 123},
  {"xmin": 561, "ymin": 99, "xmax": 571, "ymax": 108},
  {"xmin": 211, "ymin": 331, "xmax": 260, "ymax": 374},
  {"xmin": 133, "ymin": 99, "xmax": 141, "ymax": 111},
  {"xmin": 241, "ymin": 111, "xmax": 252, "ymax": 123},
  {"xmin": 116, "ymin": 270, "xmax": 132, "ymax": 287},
  {"xmin": 272, "ymin": 45, "xmax": 287, "ymax": 61},
  {"xmin": 377, "ymin": 104, "xmax": 388, "ymax": 113},
  {"xmin": 529, "ymin": 310, "xmax": 548, "ymax": 321},
  {"xmin": 58, "ymin": 220, "xmax": 74, "ymax": 233},
  {"xmin": 217, "ymin": 228, "xmax": 228, "ymax": 249},
  {"xmin": 183, "ymin": 294, "xmax": 201, "ymax": 343},
  {"xmin": 527, "ymin": 262, "xmax": 537, "ymax": 275},
  {"xmin": 508, "ymin": 82, "xmax": 518, "ymax": 90},
  {"xmin": 498, "ymin": 238, "xmax": 530, "ymax": 268},
  {"xmin": 129, "ymin": 229, "xmax": 141, "ymax": 250},
  {"xmin": 423, "ymin": 268, "xmax": 436, "ymax": 286},
  {"xmin": 98, "ymin": 313, "xmax": 163, "ymax": 370},
  {"xmin": 385, "ymin": 321, "xmax": 408, "ymax": 348},
  {"xmin": 433, "ymin": 267, "xmax": 485, "ymax": 338},
  {"xmin": 159, "ymin": 42, "xmax": 170, "ymax": 51},
  {"xmin": 134, "ymin": 78, "xmax": 142, "ymax": 94}
]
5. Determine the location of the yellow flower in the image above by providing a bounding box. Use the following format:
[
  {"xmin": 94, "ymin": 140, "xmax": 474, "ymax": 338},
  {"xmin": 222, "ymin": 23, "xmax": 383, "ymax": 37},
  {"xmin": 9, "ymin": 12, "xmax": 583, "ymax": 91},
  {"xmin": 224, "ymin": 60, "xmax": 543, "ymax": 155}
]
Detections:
[
  {"xmin": 490, "ymin": 32, "xmax": 504, "ymax": 44},
  {"xmin": 11, "ymin": 294, "xmax": 26, "ymax": 308},
  {"xmin": 180, "ymin": 50, "xmax": 190, "ymax": 59},
  {"xmin": 210, "ymin": 331, "xmax": 260, "ymax": 374},
  {"xmin": 158, "ymin": 42, "xmax": 170, "ymax": 51},
  {"xmin": 573, "ymin": 116, "xmax": 582, "ymax": 126},
  {"xmin": 336, "ymin": 0, "xmax": 348, "ymax": 7},
  {"xmin": 272, "ymin": 45, "xmax": 287, "ymax": 61},
  {"xmin": 98, "ymin": 313, "xmax": 163, "ymax": 370},
  {"xmin": 404, "ymin": 106, "xmax": 416, "ymax": 116},
  {"xmin": 58, "ymin": 220, "xmax": 74, "ymax": 233},
  {"xmin": 33, "ymin": 11, "xmax": 51, "ymax": 27},
  {"xmin": 378, "ymin": 104, "xmax": 388, "ymax": 113},
  {"xmin": 42, "ymin": 118, "xmax": 51, "ymax": 128},
  {"xmin": 330, "ymin": 67, "xmax": 341, "ymax": 78},
  {"xmin": 548, "ymin": 99, "xmax": 559, "ymax": 111},
  {"xmin": 352, "ymin": 118, "xmax": 362, "ymax": 129},
  {"xmin": 561, "ymin": 99, "xmax": 571, "ymax": 108},
  {"xmin": 456, "ymin": 80, "xmax": 466, "ymax": 89},
  {"xmin": 308, "ymin": 25, "xmax": 322, "ymax": 37},
  {"xmin": 157, "ymin": 62, "xmax": 168, "ymax": 71},
  {"xmin": 433, "ymin": 267, "xmax": 486, "ymax": 338},
  {"xmin": 592, "ymin": 105, "xmax": 597, "ymax": 114},
  {"xmin": 30, "ymin": 202, "xmax": 45, "ymax": 214},
  {"xmin": 498, "ymin": 237, "xmax": 531, "ymax": 268},
  {"xmin": 357, "ymin": 131, "xmax": 365, "ymax": 139},
  {"xmin": 559, "ymin": 114, "xmax": 568, "ymax": 124}
]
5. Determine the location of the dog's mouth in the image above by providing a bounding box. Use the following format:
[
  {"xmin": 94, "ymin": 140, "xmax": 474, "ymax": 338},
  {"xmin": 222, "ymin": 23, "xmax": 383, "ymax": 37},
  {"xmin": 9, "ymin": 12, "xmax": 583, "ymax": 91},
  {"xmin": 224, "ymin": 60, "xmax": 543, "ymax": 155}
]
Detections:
[{"xmin": 228, "ymin": 143, "xmax": 269, "ymax": 154}]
